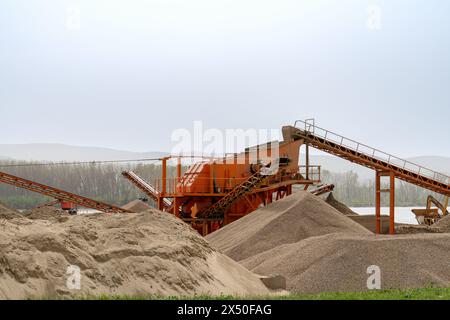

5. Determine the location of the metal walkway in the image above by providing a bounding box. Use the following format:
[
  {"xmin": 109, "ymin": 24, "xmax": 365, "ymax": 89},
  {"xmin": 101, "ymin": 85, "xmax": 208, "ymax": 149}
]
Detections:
[
  {"xmin": 293, "ymin": 120, "xmax": 450, "ymax": 196},
  {"xmin": 0, "ymin": 170, "xmax": 130, "ymax": 213}
]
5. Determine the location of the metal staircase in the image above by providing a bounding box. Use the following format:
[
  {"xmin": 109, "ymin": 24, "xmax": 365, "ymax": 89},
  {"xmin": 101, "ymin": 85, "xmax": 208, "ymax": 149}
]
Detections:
[{"xmin": 198, "ymin": 169, "xmax": 271, "ymax": 219}]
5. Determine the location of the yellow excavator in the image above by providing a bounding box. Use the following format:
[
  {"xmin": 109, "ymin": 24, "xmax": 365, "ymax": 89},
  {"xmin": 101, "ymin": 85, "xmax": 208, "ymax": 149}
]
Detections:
[{"xmin": 412, "ymin": 195, "xmax": 449, "ymax": 226}]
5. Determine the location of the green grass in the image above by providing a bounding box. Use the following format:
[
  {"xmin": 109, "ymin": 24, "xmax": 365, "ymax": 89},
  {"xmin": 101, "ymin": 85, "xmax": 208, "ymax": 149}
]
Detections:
[
  {"xmin": 56, "ymin": 286, "xmax": 450, "ymax": 300},
  {"xmin": 276, "ymin": 286, "xmax": 450, "ymax": 300}
]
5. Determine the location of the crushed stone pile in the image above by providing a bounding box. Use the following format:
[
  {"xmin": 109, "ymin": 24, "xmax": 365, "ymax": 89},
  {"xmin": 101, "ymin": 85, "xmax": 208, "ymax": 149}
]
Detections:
[
  {"xmin": 349, "ymin": 215, "xmax": 392, "ymax": 234},
  {"xmin": 396, "ymin": 224, "xmax": 442, "ymax": 234},
  {"xmin": 23, "ymin": 206, "xmax": 70, "ymax": 222},
  {"xmin": 242, "ymin": 232, "xmax": 450, "ymax": 294},
  {"xmin": 0, "ymin": 202, "xmax": 22, "ymax": 220},
  {"xmin": 395, "ymin": 214, "xmax": 450, "ymax": 234},
  {"xmin": 206, "ymin": 192, "xmax": 371, "ymax": 261},
  {"xmin": 0, "ymin": 210, "xmax": 271, "ymax": 299},
  {"xmin": 122, "ymin": 200, "xmax": 152, "ymax": 213},
  {"xmin": 432, "ymin": 214, "xmax": 450, "ymax": 232},
  {"xmin": 325, "ymin": 193, "xmax": 358, "ymax": 216}
]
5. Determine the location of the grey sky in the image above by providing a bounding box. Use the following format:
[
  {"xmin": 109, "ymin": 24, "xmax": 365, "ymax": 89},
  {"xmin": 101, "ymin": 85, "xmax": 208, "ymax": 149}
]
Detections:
[{"xmin": 1, "ymin": 0, "xmax": 449, "ymax": 157}]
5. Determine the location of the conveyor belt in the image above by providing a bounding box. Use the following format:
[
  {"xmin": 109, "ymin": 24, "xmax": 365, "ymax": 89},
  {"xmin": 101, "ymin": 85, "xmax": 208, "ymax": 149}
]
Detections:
[{"xmin": 0, "ymin": 171, "xmax": 130, "ymax": 213}]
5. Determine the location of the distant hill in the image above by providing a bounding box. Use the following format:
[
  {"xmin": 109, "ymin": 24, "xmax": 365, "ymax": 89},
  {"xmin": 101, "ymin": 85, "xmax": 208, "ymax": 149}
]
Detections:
[
  {"xmin": 0, "ymin": 144, "xmax": 448, "ymax": 181},
  {"xmin": 0, "ymin": 144, "xmax": 167, "ymax": 162}
]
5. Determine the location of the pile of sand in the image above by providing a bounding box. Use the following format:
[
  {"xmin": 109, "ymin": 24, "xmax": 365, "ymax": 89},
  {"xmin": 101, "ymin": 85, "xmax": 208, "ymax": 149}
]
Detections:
[
  {"xmin": 122, "ymin": 200, "xmax": 152, "ymax": 213},
  {"xmin": 0, "ymin": 202, "xmax": 22, "ymax": 220},
  {"xmin": 395, "ymin": 225, "xmax": 442, "ymax": 234},
  {"xmin": 325, "ymin": 193, "xmax": 358, "ymax": 216},
  {"xmin": 206, "ymin": 192, "xmax": 371, "ymax": 261},
  {"xmin": 242, "ymin": 233, "xmax": 450, "ymax": 294},
  {"xmin": 0, "ymin": 209, "xmax": 272, "ymax": 299},
  {"xmin": 349, "ymin": 215, "xmax": 393, "ymax": 234},
  {"xmin": 432, "ymin": 214, "xmax": 450, "ymax": 232},
  {"xmin": 207, "ymin": 191, "xmax": 450, "ymax": 294},
  {"xmin": 23, "ymin": 206, "xmax": 70, "ymax": 222},
  {"xmin": 395, "ymin": 214, "xmax": 450, "ymax": 234}
]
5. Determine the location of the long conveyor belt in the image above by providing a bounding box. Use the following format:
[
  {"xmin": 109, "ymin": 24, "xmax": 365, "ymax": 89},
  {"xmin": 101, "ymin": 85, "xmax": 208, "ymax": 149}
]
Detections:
[
  {"xmin": 293, "ymin": 120, "xmax": 450, "ymax": 196},
  {"xmin": 0, "ymin": 170, "xmax": 130, "ymax": 213}
]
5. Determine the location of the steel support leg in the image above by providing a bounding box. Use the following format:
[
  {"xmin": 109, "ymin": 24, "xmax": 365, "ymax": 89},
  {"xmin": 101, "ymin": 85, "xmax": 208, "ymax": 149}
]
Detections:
[
  {"xmin": 375, "ymin": 171, "xmax": 381, "ymax": 234},
  {"xmin": 390, "ymin": 172, "xmax": 395, "ymax": 235}
]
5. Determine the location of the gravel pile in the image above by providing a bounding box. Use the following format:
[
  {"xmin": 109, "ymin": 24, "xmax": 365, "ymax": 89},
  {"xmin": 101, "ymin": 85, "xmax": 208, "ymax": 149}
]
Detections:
[
  {"xmin": 0, "ymin": 209, "xmax": 272, "ymax": 299},
  {"xmin": 23, "ymin": 206, "xmax": 70, "ymax": 222},
  {"xmin": 0, "ymin": 202, "xmax": 22, "ymax": 220},
  {"xmin": 325, "ymin": 193, "xmax": 358, "ymax": 216},
  {"xmin": 206, "ymin": 192, "xmax": 371, "ymax": 261},
  {"xmin": 396, "ymin": 225, "xmax": 442, "ymax": 234},
  {"xmin": 122, "ymin": 199, "xmax": 152, "ymax": 213},
  {"xmin": 242, "ymin": 232, "xmax": 450, "ymax": 294},
  {"xmin": 432, "ymin": 214, "xmax": 450, "ymax": 232}
]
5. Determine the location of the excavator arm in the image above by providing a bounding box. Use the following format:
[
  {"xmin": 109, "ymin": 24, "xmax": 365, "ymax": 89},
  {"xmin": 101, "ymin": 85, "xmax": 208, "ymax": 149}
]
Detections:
[
  {"xmin": 426, "ymin": 195, "xmax": 449, "ymax": 217},
  {"xmin": 413, "ymin": 195, "xmax": 449, "ymax": 226}
]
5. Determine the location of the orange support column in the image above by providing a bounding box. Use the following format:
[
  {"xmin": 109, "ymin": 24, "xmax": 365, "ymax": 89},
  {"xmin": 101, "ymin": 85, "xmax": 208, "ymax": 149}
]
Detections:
[
  {"xmin": 375, "ymin": 171, "xmax": 381, "ymax": 234},
  {"xmin": 375, "ymin": 171, "xmax": 395, "ymax": 235},
  {"xmin": 162, "ymin": 157, "xmax": 167, "ymax": 195},
  {"xmin": 286, "ymin": 185, "xmax": 292, "ymax": 196},
  {"xmin": 305, "ymin": 144, "xmax": 310, "ymax": 180},
  {"xmin": 158, "ymin": 157, "xmax": 168, "ymax": 211},
  {"xmin": 210, "ymin": 162, "xmax": 215, "ymax": 193},
  {"xmin": 266, "ymin": 191, "xmax": 272, "ymax": 205},
  {"xmin": 173, "ymin": 197, "xmax": 179, "ymax": 217},
  {"xmin": 177, "ymin": 157, "xmax": 182, "ymax": 182},
  {"xmin": 389, "ymin": 172, "xmax": 395, "ymax": 235}
]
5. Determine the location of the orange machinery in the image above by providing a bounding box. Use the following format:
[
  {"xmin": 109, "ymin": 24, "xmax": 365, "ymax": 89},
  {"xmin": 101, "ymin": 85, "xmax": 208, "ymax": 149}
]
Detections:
[
  {"xmin": 125, "ymin": 118, "xmax": 450, "ymax": 236},
  {"xmin": 123, "ymin": 126, "xmax": 322, "ymax": 235}
]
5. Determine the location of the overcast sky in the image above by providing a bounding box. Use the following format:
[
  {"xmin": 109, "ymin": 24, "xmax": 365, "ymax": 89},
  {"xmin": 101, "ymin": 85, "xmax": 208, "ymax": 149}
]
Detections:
[{"xmin": 1, "ymin": 0, "xmax": 449, "ymax": 157}]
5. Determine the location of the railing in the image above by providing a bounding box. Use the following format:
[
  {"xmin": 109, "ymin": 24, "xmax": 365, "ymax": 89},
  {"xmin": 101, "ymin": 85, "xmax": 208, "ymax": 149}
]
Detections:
[
  {"xmin": 153, "ymin": 177, "xmax": 248, "ymax": 195},
  {"xmin": 150, "ymin": 170, "xmax": 318, "ymax": 195},
  {"xmin": 294, "ymin": 119, "xmax": 450, "ymax": 186}
]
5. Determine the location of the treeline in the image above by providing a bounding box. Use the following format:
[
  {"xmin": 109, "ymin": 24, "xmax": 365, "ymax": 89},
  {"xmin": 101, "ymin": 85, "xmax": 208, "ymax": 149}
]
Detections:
[
  {"xmin": 0, "ymin": 161, "xmax": 443, "ymax": 209},
  {"xmin": 320, "ymin": 170, "xmax": 445, "ymax": 207},
  {"xmin": 0, "ymin": 160, "xmax": 181, "ymax": 209}
]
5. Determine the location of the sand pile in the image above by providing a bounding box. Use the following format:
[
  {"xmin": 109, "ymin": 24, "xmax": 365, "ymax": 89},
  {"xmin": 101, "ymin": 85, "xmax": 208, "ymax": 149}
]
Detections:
[
  {"xmin": 432, "ymin": 214, "xmax": 450, "ymax": 232},
  {"xmin": 242, "ymin": 232, "xmax": 450, "ymax": 294},
  {"xmin": 349, "ymin": 215, "xmax": 392, "ymax": 234},
  {"xmin": 325, "ymin": 193, "xmax": 358, "ymax": 216},
  {"xmin": 0, "ymin": 202, "xmax": 22, "ymax": 220},
  {"xmin": 395, "ymin": 225, "xmax": 442, "ymax": 234},
  {"xmin": 23, "ymin": 206, "xmax": 70, "ymax": 222},
  {"xmin": 395, "ymin": 214, "xmax": 450, "ymax": 234},
  {"xmin": 206, "ymin": 192, "xmax": 371, "ymax": 261},
  {"xmin": 0, "ymin": 210, "xmax": 271, "ymax": 299},
  {"xmin": 122, "ymin": 200, "xmax": 152, "ymax": 213}
]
